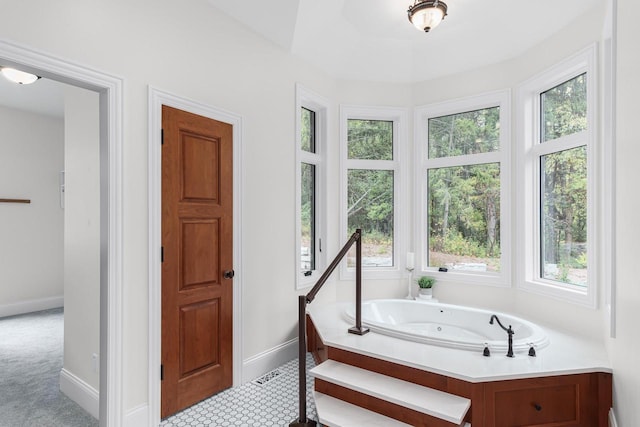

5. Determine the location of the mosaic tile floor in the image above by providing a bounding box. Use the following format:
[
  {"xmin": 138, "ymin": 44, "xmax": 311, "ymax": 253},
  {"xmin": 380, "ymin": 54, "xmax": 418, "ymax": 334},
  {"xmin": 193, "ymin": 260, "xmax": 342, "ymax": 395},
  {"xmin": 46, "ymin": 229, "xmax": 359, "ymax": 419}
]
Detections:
[{"xmin": 160, "ymin": 354, "xmax": 319, "ymax": 427}]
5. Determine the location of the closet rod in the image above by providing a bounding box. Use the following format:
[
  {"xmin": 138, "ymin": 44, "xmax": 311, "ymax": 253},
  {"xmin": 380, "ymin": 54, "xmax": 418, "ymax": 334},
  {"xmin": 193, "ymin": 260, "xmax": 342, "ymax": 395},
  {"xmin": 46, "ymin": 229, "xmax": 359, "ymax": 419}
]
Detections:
[{"xmin": 0, "ymin": 198, "xmax": 31, "ymax": 204}]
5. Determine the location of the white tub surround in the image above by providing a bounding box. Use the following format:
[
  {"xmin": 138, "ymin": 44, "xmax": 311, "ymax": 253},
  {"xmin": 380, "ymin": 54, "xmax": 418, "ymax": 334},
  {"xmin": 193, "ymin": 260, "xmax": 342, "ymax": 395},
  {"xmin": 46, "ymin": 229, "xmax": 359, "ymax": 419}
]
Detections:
[
  {"xmin": 316, "ymin": 300, "xmax": 610, "ymax": 382},
  {"xmin": 307, "ymin": 300, "xmax": 612, "ymax": 426}
]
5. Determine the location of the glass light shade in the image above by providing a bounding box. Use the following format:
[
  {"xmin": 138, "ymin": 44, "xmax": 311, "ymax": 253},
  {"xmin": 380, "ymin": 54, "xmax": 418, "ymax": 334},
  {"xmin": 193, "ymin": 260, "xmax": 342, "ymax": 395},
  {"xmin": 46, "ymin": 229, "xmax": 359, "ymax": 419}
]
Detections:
[
  {"xmin": 411, "ymin": 7, "xmax": 445, "ymax": 32},
  {"xmin": 1, "ymin": 67, "xmax": 40, "ymax": 85}
]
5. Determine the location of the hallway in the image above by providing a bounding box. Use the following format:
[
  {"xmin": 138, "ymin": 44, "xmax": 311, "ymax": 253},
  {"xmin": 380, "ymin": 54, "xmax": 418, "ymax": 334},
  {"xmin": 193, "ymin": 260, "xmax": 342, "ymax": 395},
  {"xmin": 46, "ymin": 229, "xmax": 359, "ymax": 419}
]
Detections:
[{"xmin": 0, "ymin": 309, "xmax": 97, "ymax": 427}]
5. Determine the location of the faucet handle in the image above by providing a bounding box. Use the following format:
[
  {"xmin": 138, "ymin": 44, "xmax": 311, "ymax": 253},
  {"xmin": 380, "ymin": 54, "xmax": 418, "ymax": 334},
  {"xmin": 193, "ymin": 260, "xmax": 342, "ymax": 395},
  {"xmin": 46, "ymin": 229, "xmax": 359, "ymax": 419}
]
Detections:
[
  {"xmin": 528, "ymin": 343, "xmax": 537, "ymax": 357},
  {"xmin": 483, "ymin": 343, "xmax": 490, "ymax": 357}
]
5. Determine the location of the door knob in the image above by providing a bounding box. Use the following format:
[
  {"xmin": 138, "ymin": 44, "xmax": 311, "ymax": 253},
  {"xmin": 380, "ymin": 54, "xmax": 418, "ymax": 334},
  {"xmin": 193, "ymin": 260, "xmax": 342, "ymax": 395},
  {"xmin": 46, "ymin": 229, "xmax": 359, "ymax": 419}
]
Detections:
[{"xmin": 223, "ymin": 270, "xmax": 235, "ymax": 279}]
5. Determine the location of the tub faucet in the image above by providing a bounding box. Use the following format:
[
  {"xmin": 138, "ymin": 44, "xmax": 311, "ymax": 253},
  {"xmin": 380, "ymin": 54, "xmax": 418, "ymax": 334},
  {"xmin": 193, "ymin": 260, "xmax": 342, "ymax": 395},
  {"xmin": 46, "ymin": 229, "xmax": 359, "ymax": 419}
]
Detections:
[{"xmin": 489, "ymin": 314, "xmax": 514, "ymax": 358}]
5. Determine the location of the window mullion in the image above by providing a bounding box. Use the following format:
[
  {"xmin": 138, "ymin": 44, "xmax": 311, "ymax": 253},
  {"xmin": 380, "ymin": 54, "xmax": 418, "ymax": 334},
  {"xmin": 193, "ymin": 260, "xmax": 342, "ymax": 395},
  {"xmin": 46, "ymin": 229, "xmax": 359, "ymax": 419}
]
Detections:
[
  {"xmin": 300, "ymin": 151, "xmax": 321, "ymax": 164},
  {"xmin": 346, "ymin": 159, "xmax": 397, "ymax": 171},
  {"xmin": 532, "ymin": 131, "xmax": 588, "ymax": 157},
  {"xmin": 424, "ymin": 151, "xmax": 501, "ymax": 169}
]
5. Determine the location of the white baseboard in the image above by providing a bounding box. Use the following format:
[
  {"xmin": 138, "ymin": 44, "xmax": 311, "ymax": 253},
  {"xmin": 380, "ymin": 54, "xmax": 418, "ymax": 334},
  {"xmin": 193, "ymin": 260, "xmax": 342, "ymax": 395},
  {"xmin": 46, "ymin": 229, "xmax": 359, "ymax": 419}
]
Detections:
[
  {"xmin": 59, "ymin": 368, "xmax": 99, "ymax": 420},
  {"xmin": 609, "ymin": 408, "xmax": 618, "ymax": 427},
  {"xmin": 242, "ymin": 338, "xmax": 298, "ymax": 384},
  {"xmin": 124, "ymin": 403, "xmax": 149, "ymax": 427},
  {"xmin": 0, "ymin": 295, "xmax": 64, "ymax": 318}
]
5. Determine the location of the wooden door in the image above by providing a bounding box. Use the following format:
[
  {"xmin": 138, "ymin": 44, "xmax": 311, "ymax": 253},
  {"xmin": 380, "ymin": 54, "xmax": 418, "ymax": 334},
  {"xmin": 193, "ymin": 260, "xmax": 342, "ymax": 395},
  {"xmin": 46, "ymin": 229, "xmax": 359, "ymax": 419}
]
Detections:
[{"xmin": 161, "ymin": 105, "xmax": 233, "ymax": 418}]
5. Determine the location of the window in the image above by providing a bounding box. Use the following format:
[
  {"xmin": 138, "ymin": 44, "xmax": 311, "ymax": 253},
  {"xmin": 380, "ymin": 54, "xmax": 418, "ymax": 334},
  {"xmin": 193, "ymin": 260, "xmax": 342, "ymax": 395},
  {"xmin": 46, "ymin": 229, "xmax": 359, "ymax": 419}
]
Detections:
[
  {"xmin": 341, "ymin": 106, "xmax": 408, "ymax": 278},
  {"xmin": 517, "ymin": 45, "xmax": 596, "ymax": 306},
  {"xmin": 416, "ymin": 91, "xmax": 511, "ymax": 284},
  {"xmin": 301, "ymin": 108, "xmax": 316, "ymax": 272},
  {"xmin": 296, "ymin": 85, "xmax": 328, "ymax": 289}
]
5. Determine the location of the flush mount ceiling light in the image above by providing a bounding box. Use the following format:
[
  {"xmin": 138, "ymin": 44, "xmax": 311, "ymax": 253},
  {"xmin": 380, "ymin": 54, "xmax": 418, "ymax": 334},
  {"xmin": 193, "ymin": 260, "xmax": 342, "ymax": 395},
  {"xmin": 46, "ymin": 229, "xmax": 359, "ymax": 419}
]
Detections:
[
  {"xmin": 0, "ymin": 67, "xmax": 41, "ymax": 85},
  {"xmin": 408, "ymin": 0, "xmax": 448, "ymax": 32}
]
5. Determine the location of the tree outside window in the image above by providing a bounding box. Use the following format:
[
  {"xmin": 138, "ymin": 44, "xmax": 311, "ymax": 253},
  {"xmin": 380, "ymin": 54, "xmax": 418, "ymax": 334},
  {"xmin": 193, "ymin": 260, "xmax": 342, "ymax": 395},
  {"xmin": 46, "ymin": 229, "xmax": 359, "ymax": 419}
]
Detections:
[
  {"xmin": 539, "ymin": 74, "xmax": 588, "ymax": 287},
  {"xmin": 426, "ymin": 107, "xmax": 502, "ymax": 273},
  {"xmin": 346, "ymin": 119, "xmax": 395, "ymax": 267}
]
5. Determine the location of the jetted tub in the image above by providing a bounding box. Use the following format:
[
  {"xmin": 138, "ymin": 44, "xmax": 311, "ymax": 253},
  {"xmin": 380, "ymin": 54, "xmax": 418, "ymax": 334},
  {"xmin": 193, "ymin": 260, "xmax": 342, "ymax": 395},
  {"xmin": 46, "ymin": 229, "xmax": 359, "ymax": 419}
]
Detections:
[{"xmin": 344, "ymin": 299, "xmax": 549, "ymax": 353}]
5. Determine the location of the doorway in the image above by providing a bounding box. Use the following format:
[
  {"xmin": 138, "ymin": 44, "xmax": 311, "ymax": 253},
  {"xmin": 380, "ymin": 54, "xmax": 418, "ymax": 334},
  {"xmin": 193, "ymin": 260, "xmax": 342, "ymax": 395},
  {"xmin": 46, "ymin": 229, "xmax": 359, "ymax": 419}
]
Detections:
[{"xmin": 0, "ymin": 39, "xmax": 123, "ymax": 426}]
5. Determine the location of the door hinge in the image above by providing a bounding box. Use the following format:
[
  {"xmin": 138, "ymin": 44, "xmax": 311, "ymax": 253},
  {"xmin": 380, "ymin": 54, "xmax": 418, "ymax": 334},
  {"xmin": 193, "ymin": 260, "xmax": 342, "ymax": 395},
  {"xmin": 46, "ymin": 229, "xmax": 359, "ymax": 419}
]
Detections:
[
  {"xmin": 161, "ymin": 128, "xmax": 164, "ymax": 145},
  {"xmin": 161, "ymin": 364, "xmax": 164, "ymax": 381},
  {"xmin": 161, "ymin": 246, "xmax": 164, "ymax": 263}
]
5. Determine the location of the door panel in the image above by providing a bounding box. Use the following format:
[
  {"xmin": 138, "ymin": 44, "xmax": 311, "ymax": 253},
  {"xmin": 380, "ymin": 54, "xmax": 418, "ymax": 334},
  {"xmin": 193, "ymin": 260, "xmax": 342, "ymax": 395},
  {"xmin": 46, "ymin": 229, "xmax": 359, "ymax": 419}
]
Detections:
[
  {"xmin": 181, "ymin": 133, "xmax": 220, "ymax": 201},
  {"xmin": 161, "ymin": 105, "xmax": 233, "ymax": 419},
  {"xmin": 180, "ymin": 300, "xmax": 220, "ymax": 376},
  {"xmin": 181, "ymin": 219, "xmax": 219, "ymax": 289}
]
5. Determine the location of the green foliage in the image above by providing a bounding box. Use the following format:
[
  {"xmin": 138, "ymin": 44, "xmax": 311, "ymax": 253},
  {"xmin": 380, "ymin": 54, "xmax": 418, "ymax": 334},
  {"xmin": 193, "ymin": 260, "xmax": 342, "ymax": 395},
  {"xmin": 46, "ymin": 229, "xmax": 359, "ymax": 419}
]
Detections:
[
  {"xmin": 301, "ymin": 162, "xmax": 315, "ymax": 238},
  {"xmin": 541, "ymin": 146, "xmax": 587, "ymax": 268},
  {"xmin": 300, "ymin": 162, "xmax": 315, "ymax": 269},
  {"xmin": 558, "ymin": 264, "xmax": 570, "ymax": 283},
  {"xmin": 347, "ymin": 117, "xmax": 395, "ymax": 249},
  {"xmin": 341, "ymin": 82, "xmax": 587, "ymax": 278},
  {"xmin": 575, "ymin": 252, "xmax": 587, "ymax": 269},
  {"xmin": 347, "ymin": 170, "xmax": 393, "ymax": 233},
  {"xmin": 425, "ymin": 80, "xmax": 587, "ymax": 278},
  {"xmin": 348, "ymin": 119, "xmax": 393, "ymax": 160},
  {"xmin": 430, "ymin": 230, "xmax": 488, "ymax": 258},
  {"xmin": 428, "ymin": 107, "xmax": 500, "ymax": 158},
  {"xmin": 426, "ymin": 106, "xmax": 502, "ymax": 267},
  {"xmin": 542, "ymin": 74, "xmax": 587, "ymax": 141},
  {"xmin": 428, "ymin": 162, "xmax": 501, "ymax": 261},
  {"xmin": 418, "ymin": 276, "xmax": 436, "ymax": 289},
  {"xmin": 301, "ymin": 107, "xmax": 315, "ymax": 152}
]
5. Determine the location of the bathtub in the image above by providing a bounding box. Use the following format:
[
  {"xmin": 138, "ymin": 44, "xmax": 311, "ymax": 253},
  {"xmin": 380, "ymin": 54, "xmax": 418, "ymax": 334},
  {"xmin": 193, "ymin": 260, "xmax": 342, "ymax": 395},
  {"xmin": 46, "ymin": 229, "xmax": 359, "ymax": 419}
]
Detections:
[{"xmin": 344, "ymin": 299, "xmax": 549, "ymax": 354}]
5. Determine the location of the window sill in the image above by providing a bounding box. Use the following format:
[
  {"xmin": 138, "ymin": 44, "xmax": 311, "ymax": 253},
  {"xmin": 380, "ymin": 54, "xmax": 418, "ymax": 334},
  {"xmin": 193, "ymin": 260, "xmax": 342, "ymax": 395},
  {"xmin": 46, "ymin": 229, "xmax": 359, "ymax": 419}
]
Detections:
[
  {"xmin": 518, "ymin": 279, "xmax": 596, "ymax": 309},
  {"xmin": 418, "ymin": 269, "xmax": 511, "ymax": 288}
]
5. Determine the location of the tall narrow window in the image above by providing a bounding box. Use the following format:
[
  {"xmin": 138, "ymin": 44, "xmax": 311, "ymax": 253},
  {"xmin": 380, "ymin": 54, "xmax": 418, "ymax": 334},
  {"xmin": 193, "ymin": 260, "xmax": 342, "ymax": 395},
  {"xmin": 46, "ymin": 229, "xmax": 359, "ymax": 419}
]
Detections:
[
  {"xmin": 341, "ymin": 107, "xmax": 408, "ymax": 278},
  {"xmin": 416, "ymin": 91, "xmax": 511, "ymax": 284},
  {"xmin": 347, "ymin": 119, "xmax": 394, "ymax": 267},
  {"xmin": 517, "ymin": 45, "xmax": 596, "ymax": 306},
  {"xmin": 300, "ymin": 108, "xmax": 316, "ymax": 273},
  {"xmin": 296, "ymin": 86, "xmax": 327, "ymax": 289},
  {"xmin": 539, "ymin": 75, "xmax": 588, "ymax": 287},
  {"xmin": 428, "ymin": 108, "xmax": 501, "ymax": 273}
]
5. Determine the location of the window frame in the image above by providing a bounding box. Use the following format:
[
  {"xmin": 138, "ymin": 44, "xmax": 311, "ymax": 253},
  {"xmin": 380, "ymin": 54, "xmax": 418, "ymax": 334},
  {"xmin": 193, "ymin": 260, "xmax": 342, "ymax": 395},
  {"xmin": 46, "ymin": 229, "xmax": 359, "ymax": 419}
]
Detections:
[
  {"xmin": 516, "ymin": 44, "xmax": 597, "ymax": 307},
  {"xmin": 415, "ymin": 90, "xmax": 512, "ymax": 286},
  {"xmin": 340, "ymin": 105, "xmax": 409, "ymax": 280},
  {"xmin": 295, "ymin": 84, "xmax": 328, "ymax": 289}
]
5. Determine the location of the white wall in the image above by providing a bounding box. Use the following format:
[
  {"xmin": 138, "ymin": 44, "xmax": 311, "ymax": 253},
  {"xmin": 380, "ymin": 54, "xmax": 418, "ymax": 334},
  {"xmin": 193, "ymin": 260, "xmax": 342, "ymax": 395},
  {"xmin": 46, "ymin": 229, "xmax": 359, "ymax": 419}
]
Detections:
[
  {"xmin": 63, "ymin": 85, "xmax": 101, "ymax": 392},
  {"xmin": 0, "ymin": 105, "xmax": 64, "ymax": 316},
  {"xmin": 0, "ymin": 0, "xmax": 336, "ymax": 412},
  {"xmin": 610, "ymin": 0, "xmax": 640, "ymax": 424},
  {"xmin": 1, "ymin": 0, "xmax": 634, "ymax": 422}
]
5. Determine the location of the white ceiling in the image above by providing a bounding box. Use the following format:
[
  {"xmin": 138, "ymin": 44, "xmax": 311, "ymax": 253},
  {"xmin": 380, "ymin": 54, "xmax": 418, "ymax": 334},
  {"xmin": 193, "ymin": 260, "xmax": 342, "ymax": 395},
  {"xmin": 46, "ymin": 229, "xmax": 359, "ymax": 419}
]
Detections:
[
  {"xmin": 207, "ymin": 0, "xmax": 600, "ymax": 83},
  {"xmin": 0, "ymin": 0, "xmax": 600, "ymax": 117},
  {"xmin": 0, "ymin": 74, "xmax": 66, "ymax": 119}
]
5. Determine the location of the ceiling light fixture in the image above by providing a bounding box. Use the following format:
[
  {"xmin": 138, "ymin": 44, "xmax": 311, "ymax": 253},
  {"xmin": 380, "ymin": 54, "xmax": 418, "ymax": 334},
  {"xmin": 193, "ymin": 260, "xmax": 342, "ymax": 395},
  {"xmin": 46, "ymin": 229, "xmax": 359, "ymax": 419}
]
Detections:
[
  {"xmin": 408, "ymin": 0, "xmax": 448, "ymax": 32},
  {"xmin": 0, "ymin": 67, "xmax": 41, "ymax": 85}
]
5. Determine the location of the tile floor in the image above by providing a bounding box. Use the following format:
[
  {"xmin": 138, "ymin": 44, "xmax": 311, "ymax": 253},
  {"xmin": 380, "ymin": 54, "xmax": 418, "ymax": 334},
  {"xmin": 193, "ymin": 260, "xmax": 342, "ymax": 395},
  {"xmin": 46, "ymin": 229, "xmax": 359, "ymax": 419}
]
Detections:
[{"xmin": 160, "ymin": 354, "xmax": 319, "ymax": 426}]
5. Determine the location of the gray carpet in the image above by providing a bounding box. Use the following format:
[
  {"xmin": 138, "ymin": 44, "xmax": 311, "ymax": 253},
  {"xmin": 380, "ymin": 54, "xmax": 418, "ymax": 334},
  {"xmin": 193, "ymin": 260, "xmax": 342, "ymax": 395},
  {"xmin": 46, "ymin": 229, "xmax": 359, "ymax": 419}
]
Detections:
[{"xmin": 0, "ymin": 308, "xmax": 99, "ymax": 427}]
